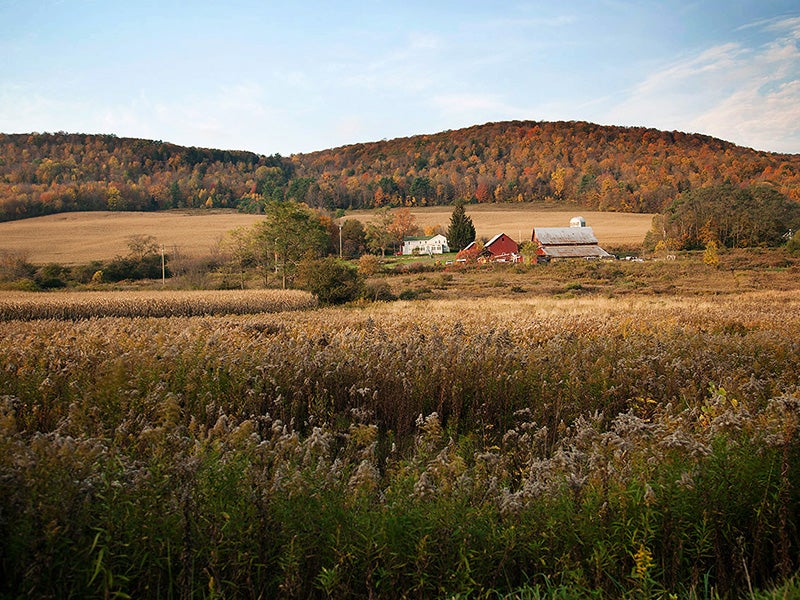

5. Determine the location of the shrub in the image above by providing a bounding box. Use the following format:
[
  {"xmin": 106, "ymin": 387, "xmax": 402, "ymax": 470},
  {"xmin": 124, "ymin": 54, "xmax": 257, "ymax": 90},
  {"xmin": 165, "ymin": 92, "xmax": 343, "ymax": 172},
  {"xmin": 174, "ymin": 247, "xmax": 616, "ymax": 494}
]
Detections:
[
  {"xmin": 398, "ymin": 288, "xmax": 417, "ymax": 300},
  {"xmin": 357, "ymin": 254, "xmax": 381, "ymax": 277},
  {"xmin": 0, "ymin": 251, "xmax": 36, "ymax": 283},
  {"xmin": 296, "ymin": 257, "xmax": 363, "ymax": 304},
  {"xmin": 35, "ymin": 263, "xmax": 67, "ymax": 289},
  {"xmin": 787, "ymin": 230, "xmax": 800, "ymax": 256},
  {"xmin": 362, "ymin": 281, "xmax": 395, "ymax": 302}
]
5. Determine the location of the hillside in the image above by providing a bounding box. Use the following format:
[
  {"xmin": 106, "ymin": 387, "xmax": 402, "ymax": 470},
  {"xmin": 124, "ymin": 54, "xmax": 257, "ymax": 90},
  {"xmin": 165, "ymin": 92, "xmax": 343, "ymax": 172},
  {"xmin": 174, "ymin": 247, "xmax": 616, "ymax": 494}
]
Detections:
[
  {"xmin": 290, "ymin": 121, "xmax": 800, "ymax": 212},
  {"xmin": 1, "ymin": 121, "xmax": 799, "ymax": 222}
]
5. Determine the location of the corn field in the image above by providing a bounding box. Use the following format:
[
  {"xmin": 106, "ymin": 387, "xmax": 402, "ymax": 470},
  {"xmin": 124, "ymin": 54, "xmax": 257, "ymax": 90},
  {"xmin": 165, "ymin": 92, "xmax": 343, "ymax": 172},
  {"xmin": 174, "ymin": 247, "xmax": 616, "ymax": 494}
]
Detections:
[
  {"xmin": 1, "ymin": 291, "xmax": 799, "ymax": 598},
  {"xmin": 0, "ymin": 289, "xmax": 317, "ymax": 321}
]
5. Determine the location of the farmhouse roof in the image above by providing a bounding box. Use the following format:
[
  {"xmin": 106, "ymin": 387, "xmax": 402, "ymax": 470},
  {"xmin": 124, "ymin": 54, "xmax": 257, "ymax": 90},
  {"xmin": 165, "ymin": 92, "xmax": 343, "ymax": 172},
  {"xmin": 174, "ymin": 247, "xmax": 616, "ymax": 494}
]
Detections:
[{"xmin": 404, "ymin": 234, "xmax": 444, "ymax": 242}]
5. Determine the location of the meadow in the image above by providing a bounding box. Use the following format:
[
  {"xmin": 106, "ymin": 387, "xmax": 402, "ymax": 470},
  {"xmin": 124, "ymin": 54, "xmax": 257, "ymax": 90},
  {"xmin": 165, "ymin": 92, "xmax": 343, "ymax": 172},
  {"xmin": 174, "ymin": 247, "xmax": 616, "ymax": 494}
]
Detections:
[{"xmin": 1, "ymin": 272, "xmax": 799, "ymax": 598}]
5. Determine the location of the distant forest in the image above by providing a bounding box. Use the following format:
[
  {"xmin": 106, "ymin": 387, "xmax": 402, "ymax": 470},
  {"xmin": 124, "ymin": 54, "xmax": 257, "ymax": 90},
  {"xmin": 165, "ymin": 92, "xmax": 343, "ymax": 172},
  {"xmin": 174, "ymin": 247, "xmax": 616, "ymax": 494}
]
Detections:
[{"xmin": 1, "ymin": 121, "xmax": 799, "ymax": 222}]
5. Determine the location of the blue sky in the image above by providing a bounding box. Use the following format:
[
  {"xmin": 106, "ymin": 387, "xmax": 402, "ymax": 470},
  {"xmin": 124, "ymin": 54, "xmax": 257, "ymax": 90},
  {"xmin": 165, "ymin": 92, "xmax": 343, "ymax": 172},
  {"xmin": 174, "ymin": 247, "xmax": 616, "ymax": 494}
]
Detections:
[{"xmin": 1, "ymin": 1, "xmax": 799, "ymax": 155}]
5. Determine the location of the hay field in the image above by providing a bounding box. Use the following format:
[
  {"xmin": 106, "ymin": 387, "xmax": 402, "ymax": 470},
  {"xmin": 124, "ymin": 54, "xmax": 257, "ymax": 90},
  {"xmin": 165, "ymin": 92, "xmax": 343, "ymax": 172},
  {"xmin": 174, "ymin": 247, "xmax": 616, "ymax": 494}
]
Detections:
[
  {"xmin": 0, "ymin": 210, "xmax": 265, "ymax": 265},
  {"xmin": 0, "ymin": 205, "xmax": 654, "ymax": 264},
  {"xmin": 348, "ymin": 203, "xmax": 654, "ymax": 247}
]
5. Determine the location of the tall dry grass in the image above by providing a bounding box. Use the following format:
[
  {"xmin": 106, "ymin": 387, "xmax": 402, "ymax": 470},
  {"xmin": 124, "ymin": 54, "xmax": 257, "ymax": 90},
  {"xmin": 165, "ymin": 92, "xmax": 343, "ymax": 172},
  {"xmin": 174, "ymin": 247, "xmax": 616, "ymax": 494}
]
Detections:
[{"xmin": 1, "ymin": 292, "xmax": 798, "ymax": 597}]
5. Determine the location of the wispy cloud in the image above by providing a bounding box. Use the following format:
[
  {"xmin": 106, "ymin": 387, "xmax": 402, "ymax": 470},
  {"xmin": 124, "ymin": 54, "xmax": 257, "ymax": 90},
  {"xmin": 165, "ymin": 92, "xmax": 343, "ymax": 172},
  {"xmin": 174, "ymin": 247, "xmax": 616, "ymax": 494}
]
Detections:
[{"xmin": 605, "ymin": 17, "xmax": 800, "ymax": 153}]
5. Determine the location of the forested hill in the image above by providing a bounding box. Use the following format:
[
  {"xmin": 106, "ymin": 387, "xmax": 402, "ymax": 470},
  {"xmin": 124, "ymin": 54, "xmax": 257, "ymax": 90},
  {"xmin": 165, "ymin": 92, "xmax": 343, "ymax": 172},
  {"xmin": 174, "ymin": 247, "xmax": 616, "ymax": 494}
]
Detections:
[
  {"xmin": 1, "ymin": 121, "xmax": 799, "ymax": 222},
  {"xmin": 289, "ymin": 121, "xmax": 800, "ymax": 212}
]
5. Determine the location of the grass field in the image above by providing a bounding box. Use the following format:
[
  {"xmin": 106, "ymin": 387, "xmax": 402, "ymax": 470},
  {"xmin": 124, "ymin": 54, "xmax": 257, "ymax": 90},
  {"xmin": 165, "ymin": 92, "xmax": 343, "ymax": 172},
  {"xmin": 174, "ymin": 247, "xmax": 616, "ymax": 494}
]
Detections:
[{"xmin": 0, "ymin": 205, "xmax": 654, "ymax": 265}]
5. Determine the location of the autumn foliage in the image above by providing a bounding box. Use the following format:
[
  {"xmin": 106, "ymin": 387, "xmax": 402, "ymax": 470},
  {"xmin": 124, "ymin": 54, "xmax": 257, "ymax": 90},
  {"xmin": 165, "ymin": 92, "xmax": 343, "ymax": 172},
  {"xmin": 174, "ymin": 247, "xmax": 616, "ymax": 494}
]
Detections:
[{"xmin": 2, "ymin": 121, "xmax": 799, "ymax": 223}]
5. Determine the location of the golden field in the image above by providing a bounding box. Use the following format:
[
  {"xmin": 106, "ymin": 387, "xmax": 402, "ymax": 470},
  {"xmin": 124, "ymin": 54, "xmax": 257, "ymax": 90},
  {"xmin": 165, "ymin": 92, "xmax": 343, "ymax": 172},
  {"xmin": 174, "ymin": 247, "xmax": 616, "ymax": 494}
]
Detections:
[
  {"xmin": 0, "ymin": 210, "xmax": 265, "ymax": 265},
  {"xmin": 349, "ymin": 203, "xmax": 655, "ymax": 248},
  {"xmin": 0, "ymin": 205, "xmax": 654, "ymax": 264}
]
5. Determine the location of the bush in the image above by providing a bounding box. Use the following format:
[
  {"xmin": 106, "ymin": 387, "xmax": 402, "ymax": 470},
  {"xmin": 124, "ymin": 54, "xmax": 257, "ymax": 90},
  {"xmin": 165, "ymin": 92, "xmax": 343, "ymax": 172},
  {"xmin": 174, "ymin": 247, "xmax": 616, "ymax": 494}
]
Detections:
[
  {"xmin": 102, "ymin": 254, "xmax": 165, "ymax": 282},
  {"xmin": 362, "ymin": 281, "xmax": 395, "ymax": 301},
  {"xmin": 0, "ymin": 252, "xmax": 36, "ymax": 283},
  {"xmin": 35, "ymin": 263, "xmax": 67, "ymax": 289},
  {"xmin": 296, "ymin": 257, "xmax": 363, "ymax": 304},
  {"xmin": 788, "ymin": 230, "xmax": 800, "ymax": 256},
  {"xmin": 357, "ymin": 254, "xmax": 382, "ymax": 277}
]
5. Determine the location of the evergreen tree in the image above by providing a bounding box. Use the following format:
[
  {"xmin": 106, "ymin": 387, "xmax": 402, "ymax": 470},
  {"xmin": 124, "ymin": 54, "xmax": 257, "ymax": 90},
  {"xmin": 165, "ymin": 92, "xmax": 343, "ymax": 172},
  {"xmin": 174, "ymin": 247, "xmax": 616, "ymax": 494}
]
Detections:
[{"xmin": 446, "ymin": 202, "xmax": 476, "ymax": 252}]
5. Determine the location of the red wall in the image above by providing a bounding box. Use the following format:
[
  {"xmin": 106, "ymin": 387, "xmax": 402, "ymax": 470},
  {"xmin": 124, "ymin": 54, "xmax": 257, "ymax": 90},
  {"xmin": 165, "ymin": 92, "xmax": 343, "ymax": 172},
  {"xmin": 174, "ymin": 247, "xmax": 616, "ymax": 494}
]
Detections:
[{"xmin": 486, "ymin": 234, "xmax": 518, "ymax": 256}]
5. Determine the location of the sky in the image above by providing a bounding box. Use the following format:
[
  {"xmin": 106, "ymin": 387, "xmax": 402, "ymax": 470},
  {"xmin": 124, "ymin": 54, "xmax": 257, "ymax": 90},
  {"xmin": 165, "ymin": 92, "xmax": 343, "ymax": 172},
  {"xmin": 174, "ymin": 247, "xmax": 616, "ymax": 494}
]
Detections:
[{"xmin": 1, "ymin": 1, "xmax": 799, "ymax": 156}]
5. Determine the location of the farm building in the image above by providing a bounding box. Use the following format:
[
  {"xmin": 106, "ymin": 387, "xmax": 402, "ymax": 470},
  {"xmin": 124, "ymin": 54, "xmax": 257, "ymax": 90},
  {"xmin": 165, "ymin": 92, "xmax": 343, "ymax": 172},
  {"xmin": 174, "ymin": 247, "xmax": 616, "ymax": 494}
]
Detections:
[
  {"xmin": 401, "ymin": 234, "xmax": 449, "ymax": 255},
  {"xmin": 532, "ymin": 219, "xmax": 613, "ymax": 261},
  {"xmin": 478, "ymin": 233, "xmax": 522, "ymax": 263}
]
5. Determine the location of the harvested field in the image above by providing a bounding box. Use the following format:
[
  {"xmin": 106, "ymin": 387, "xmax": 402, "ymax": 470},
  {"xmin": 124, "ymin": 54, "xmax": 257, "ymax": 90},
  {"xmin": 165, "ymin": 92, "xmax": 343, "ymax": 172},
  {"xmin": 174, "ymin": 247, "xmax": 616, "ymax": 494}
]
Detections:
[{"xmin": 0, "ymin": 210, "xmax": 265, "ymax": 265}]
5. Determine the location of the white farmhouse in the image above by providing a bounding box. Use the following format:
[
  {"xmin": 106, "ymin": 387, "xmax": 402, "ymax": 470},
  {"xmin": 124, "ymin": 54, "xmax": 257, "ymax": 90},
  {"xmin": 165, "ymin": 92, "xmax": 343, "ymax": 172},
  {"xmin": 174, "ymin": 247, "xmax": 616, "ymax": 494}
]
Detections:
[{"xmin": 401, "ymin": 234, "xmax": 450, "ymax": 255}]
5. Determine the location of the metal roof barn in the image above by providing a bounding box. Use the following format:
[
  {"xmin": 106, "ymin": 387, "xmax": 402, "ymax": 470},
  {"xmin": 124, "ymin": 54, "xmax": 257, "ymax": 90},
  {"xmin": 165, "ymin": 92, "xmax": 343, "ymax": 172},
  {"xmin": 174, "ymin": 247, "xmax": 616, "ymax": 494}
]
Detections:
[{"xmin": 532, "ymin": 226, "xmax": 613, "ymax": 260}]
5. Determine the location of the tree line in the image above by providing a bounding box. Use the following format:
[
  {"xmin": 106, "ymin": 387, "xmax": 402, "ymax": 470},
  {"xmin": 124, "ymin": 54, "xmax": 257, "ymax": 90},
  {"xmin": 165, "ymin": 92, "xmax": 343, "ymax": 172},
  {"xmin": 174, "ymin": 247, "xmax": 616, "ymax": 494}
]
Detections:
[
  {"xmin": 645, "ymin": 184, "xmax": 800, "ymax": 251},
  {"xmin": 2, "ymin": 122, "xmax": 799, "ymax": 222}
]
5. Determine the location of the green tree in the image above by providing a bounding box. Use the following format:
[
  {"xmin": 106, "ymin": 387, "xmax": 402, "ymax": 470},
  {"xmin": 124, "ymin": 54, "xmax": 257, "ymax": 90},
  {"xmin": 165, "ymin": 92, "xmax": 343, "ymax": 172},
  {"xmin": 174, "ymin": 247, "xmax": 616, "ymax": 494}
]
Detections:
[
  {"xmin": 365, "ymin": 208, "xmax": 395, "ymax": 257},
  {"xmin": 223, "ymin": 226, "xmax": 258, "ymax": 288},
  {"xmin": 786, "ymin": 229, "xmax": 800, "ymax": 255},
  {"xmin": 446, "ymin": 201, "xmax": 476, "ymax": 252},
  {"xmin": 409, "ymin": 176, "xmax": 433, "ymax": 201},
  {"xmin": 340, "ymin": 219, "xmax": 367, "ymax": 259},
  {"xmin": 296, "ymin": 257, "xmax": 363, "ymax": 304},
  {"xmin": 252, "ymin": 201, "xmax": 329, "ymax": 288},
  {"xmin": 656, "ymin": 184, "xmax": 800, "ymax": 250}
]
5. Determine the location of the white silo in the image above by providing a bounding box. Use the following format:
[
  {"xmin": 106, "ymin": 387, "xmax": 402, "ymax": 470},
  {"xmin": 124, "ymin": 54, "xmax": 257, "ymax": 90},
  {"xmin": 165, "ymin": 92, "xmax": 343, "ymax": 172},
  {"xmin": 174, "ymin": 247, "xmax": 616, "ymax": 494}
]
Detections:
[{"xmin": 570, "ymin": 216, "xmax": 586, "ymax": 228}]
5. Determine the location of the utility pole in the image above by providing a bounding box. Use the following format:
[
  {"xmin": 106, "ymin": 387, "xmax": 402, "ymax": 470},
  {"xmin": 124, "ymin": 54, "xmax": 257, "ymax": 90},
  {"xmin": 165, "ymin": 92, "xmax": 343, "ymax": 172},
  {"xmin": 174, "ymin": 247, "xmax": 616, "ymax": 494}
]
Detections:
[
  {"xmin": 160, "ymin": 245, "xmax": 165, "ymax": 287},
  {"xmin": 338, "ymin": 221, "xmax": 343, "ymax": 259}
]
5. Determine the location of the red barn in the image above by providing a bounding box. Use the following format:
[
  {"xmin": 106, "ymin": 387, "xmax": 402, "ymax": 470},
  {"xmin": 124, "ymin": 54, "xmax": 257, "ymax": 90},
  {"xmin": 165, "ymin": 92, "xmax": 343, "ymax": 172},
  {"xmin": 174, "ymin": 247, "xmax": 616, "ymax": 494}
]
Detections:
[{"xmin": 479, "ymin": 233, "xmax": 521, "ymax": 262}]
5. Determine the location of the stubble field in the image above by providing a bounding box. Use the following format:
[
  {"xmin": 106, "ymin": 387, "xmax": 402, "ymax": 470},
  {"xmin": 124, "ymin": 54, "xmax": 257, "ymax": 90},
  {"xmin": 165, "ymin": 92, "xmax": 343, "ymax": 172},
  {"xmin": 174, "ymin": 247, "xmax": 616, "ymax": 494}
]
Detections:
[{"xmin": 1, "ymin": 267, "xmax": 799, "ymax": 597}]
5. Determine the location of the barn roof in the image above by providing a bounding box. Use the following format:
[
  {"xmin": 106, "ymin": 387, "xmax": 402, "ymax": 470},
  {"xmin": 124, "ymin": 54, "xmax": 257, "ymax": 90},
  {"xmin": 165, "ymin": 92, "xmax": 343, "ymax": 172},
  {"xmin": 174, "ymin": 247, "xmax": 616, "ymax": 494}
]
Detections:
[
  {"xmin": 485, "ymin": 232, "xmax": 514, "ymax": 247},
  {"xmin": 533, "ymin": 227, "xmax": 600, "ymax": 245},
  {"xmin": 541, "ymin": 245, "xmax": 613, "ymax": 258}
]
